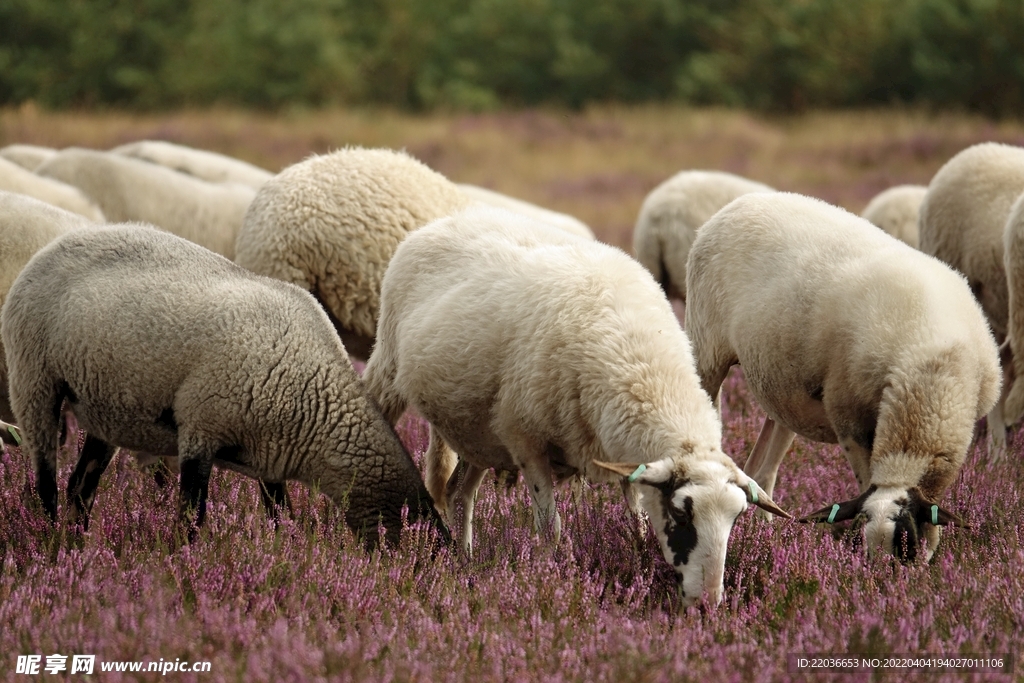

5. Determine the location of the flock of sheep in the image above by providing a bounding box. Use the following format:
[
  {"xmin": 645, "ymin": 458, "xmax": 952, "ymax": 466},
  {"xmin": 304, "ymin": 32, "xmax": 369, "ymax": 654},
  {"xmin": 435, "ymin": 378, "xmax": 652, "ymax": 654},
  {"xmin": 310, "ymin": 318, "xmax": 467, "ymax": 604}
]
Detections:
[{"xmin": 0, "ymin": 136, "xmax": 1018, "ymax": 608}]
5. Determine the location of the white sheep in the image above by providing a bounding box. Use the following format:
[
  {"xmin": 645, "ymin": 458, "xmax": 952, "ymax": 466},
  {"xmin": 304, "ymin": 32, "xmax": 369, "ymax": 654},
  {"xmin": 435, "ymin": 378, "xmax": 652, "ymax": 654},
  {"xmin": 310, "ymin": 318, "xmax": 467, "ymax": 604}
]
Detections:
[
  {"xmin": 633, "ymin": 170, "xmax": 772, "ymax": 304},
  {"xmin": 918, "ymin": 142, "xmax": 1024, "ymax": 458},
  {"xmin": 457, "ymin": 183, "xmax": 594, "ymax": 239},
  {"xmin": 0, "ymin": 191, "xmax": 96, "ymax": 423},
  {"xmin": 0, "ymin": 156, "xmax": 105, "ymax": 222},
  {"xmin": 36, "ymin": 148, "xmax": 254, "ymax": 259},
  {"xmin": 0, "ymin": 144, "xmax": 57, "ymax": 171},
  {"xmin": 111, "ymin": 140, "xmax": 274, "ymax": 190},
  {"xmin": 235, "ymin": 147, "xmax": 470, "ymax": 359},
  {"xmin": 687, "ymin": 192, "xmax": 1000, "ymax": 563},
  {"xmin": 1001, "ymin": 191, "xmax": 1024, "ymax": 425},
  {"xmin": 860, "ymin": 184, "xmax": 928, "ymax": 248},
  {"xmin": 2, "ymin": 224, "xmax": 447, "ymax": 546},
  {"xmin": 363, "ymin": 205, "xmax": 789, "ymax": 607}
]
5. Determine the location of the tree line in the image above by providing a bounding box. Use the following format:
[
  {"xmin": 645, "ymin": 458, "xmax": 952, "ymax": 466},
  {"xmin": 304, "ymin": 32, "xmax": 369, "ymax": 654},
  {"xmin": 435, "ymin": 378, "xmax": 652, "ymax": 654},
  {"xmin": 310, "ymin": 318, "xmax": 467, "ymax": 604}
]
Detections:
[{"xmin": 1, "ymin": 0, "xmax": 1021, "ymax": 114}]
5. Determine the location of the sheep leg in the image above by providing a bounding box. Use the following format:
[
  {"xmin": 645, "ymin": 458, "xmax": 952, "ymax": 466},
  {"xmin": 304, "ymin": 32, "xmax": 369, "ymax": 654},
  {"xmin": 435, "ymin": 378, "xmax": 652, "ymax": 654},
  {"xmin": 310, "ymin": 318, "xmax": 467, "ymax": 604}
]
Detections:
[
  {"xmin": 178, "ymin": 442, "xmax": 217, "ymax": 538},
  {"xmin": 66, "ymin": 434, "xmax": 117, "ymax": 530},
  {"xmin": 986, "ymin": 398, "xmax": 1008, "ymax": 462},
  {"xmin": 424, "ymin": 427, "xmax": 459, "ymax": 523},
  {"xmin": 258, "ymin": 480, "xmax": 292, "ymax": 521},
  {"xmin": 743, "ymin": 417, "xmax": 796, "ymax": 520},
  {"xmin": 507, "ymin": 436, "xmax": 561, "ymax": 544},
  {"xmin": 456, "ymin": 463, "xmax": 488, "ymax": 557},
  {"xmin": 19, "ymin": 382, "xmax": 68, "ymax": 522}
]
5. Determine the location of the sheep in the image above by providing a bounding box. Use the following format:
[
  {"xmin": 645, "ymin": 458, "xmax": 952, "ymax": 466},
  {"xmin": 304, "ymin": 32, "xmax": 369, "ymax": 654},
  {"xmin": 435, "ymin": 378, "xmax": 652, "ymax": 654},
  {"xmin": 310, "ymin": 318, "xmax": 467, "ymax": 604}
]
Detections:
[
  {"xmin": 686, "ymin": 192, "xmax": 1001, "ymax": 563},
  {"xmin": 0, "ymin": 191, "xmax": 96, "ymax": 423},
  {"xmin": 0, "ymin": 144, "xmax": 57, "ymax": 171},
  {"xmin": 111, "ymin": 140, "xmax": 274, "ymax": 190},
  {"xmin": 0, "ymin": 156, "xmax": 105, "ymax": 222},
  {"xmin": 457, "ymin": 183, "xmax": 594, "ymax": 239},
  {"xmin": 632, "ymin": 170, "xmax": 772, "ymax": 305},
  {"xmin": 36, "ymin": 148, "xmax": 254, "ymax": 259},
  {"xmin": 860, "ymin": 184, "xmax": 927, "ymax": 248},
  {"xmin": 235, "ymin": 147, "xmax": 471, "ymax": 360},
  {"xmin": 362, "ymin": 205, "xmax": 790, "ymax": 607},
  {"xmin": 918, "ymin": 142, "xmax": 1024, "ymax": 458},
  {"xmin": 1001, "ymin": 192, "xmax": 1024, "ymax": 426},
  {"xmin": 2, "ymin": 224, "xmax": 448, "ymax": 546}
]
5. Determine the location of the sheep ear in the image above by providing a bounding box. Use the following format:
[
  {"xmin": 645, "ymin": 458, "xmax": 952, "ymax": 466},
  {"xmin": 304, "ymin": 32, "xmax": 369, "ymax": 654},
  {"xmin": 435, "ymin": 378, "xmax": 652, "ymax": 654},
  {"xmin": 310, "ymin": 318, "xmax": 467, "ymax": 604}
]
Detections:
[
  {"xmin": 799, "ymin": 486, "xmax": 877, "ymax": 524},
  {"xmin": 799, "ymin": 497, "xmax": 866, "ymax": 524},
  {"xmin": 910, "ymin": 490, "xmax": 963, "ymax": 527},
  {"xmin": 740, "ymin": 480, "xmax": 793, "ymax": 519}
]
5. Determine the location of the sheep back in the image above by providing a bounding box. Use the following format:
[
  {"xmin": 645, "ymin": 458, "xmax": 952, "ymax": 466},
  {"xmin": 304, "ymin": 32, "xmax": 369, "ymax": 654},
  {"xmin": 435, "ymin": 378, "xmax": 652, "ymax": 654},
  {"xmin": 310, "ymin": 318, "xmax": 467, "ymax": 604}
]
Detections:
[
  {"xmin": 36, "ymin": 148, "xmax": 254, "ymax": 259},
  {"xmin": 860, "ymin": 184, "xmax": 927, "ymax": 248},
  {"xmin": 0, "ymin": 156, "xmax": 105, "ymax": 222},
  {"xmin": 0, "ymin": 144, "xmax": 57, "ymax": 172},
  {"xmin": 633, "ymin": 170, "xmax": 772, "ymax": 300},
  {"xmin": 235, "ymin": 147, "xmax": 470, "ymax": 355},
  {"xmin": 111, "ymin": 140, "xmax": 274, "ymax": 189},
  {"xmin": 918, "ymin": 142, "xmax": 1024, "ymax": 339}
]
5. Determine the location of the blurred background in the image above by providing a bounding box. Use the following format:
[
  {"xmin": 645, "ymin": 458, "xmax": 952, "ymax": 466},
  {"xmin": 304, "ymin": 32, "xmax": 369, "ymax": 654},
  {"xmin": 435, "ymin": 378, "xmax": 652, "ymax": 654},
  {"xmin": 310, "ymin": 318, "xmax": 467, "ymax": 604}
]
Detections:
[
  {"xmin": 2, "ymin": 0, "xmax": 1024, "ymax": 247},
  {"xmin": 2, "ymin": 0, "xmax": 1023, "ymax": 113}
]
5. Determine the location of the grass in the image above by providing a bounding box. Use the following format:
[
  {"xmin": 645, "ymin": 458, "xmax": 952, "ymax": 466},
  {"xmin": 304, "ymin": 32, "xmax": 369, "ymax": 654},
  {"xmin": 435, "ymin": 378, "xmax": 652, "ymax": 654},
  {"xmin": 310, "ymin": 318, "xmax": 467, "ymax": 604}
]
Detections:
[
  {"xmin": 0, "ymin": 374, "xmax": 1020, "ymax": 682},
  {"xmin": 1, "ymin": 105, "xmax": 1023, "ymax": 681}
]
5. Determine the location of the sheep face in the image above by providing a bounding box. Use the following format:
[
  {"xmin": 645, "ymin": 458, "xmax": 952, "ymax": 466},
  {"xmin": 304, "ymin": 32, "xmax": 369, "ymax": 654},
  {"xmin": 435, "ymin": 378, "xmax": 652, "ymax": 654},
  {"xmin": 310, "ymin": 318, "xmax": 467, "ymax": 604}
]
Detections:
[
  {"xmin": 801, "ymin": 485, "xmax": 961, "ymax": 563},
  {"xmin": 598, "ymin": 457, "xmax": 790, "ymax": 608}
]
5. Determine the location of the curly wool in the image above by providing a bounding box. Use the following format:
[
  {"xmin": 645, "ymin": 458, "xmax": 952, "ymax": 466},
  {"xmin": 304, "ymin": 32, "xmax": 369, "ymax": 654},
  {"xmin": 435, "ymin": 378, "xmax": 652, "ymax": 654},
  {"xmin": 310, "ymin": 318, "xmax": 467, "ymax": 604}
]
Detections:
[{"xmin": 235, "ymin": 147, "xmax": 470, "ymax": 358}]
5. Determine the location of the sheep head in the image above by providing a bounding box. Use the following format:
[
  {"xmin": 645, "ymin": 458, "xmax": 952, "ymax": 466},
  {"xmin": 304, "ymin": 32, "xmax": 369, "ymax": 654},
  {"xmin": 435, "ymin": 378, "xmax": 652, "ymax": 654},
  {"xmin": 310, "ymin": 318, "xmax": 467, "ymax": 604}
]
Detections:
[
  {"xmin": 799, "ymin": 485, "xmax": 961, "ymax": 562},
  {"xmin": 595, "ymin": 455, "xmax": 791, "ymax": 609}
]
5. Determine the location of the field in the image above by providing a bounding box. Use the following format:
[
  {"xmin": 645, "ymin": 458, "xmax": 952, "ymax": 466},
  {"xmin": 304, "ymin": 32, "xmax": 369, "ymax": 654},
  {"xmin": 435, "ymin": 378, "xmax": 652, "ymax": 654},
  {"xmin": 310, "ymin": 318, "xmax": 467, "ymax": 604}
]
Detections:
[{"xmin": 1, "ymin": 106, "xmax": 1023, "ymax": 682}]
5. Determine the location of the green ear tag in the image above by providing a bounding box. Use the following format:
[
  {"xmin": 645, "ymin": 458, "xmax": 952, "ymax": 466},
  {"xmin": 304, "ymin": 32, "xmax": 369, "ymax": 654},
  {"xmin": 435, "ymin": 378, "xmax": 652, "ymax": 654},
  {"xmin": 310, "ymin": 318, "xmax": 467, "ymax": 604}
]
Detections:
[
  {"xmin": 627, "ymin": 464, "xmax": 647, "ymax": 483},
  {"xmin": 931, "ymin": 505, "xmax": 939, "ymax": 526},
  {"xmin": 826, "ymin": 503, "xmax": 840, "ymax": 524},
  {"xmin": 747, "ymin": 480, "xmax": 758, "ymax": 504},
  {"xmin": 7, "ymin": 425, "xmax": 21, "ymax": 446}
]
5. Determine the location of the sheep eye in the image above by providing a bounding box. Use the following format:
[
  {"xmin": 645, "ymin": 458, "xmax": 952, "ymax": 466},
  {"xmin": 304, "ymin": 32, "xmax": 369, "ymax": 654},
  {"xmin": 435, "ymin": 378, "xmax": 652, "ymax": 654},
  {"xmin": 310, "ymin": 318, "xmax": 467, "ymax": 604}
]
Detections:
[{"xmin": 668, "ymin": 496, "xmax": 694, "ymax": 524}]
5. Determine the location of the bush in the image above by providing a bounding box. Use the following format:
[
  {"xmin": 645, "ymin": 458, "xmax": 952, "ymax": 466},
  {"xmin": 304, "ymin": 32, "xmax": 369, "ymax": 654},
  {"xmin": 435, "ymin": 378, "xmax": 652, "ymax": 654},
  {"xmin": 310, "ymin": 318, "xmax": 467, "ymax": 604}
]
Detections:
[{"xmin": 0, "ymin": 0, "xmax": 1022, "ymax": 113}]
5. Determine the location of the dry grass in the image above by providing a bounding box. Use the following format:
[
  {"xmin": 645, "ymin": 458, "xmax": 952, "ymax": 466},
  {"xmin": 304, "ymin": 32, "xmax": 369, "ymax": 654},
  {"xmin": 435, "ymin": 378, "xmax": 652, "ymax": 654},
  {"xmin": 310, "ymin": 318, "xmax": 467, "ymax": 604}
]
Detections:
[{"xmin": 4, "ymin": 104, "xmax": 1024, "ymax": 249}]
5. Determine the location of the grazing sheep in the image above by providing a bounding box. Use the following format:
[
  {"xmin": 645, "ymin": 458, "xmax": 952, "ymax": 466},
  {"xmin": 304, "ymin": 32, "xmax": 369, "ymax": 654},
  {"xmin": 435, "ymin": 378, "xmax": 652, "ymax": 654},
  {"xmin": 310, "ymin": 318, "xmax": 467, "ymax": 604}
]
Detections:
[
  {"xmin": 0, "ymin": 144, "xmax": 57, "ymax": 171},
  {"xmin": 111, "ymin": 140, "xmax": 274, "ymax": 190},
  {"xmin": 2, "ymin": 224, "xmax": 447, "ymax": 546},
  {"xmin": 36, "ymin": 148, "xmax": 254, "ymax": 259},
  {"xmin": 687, "ymin": 192, "xmax": 1000, "ymax": 563},
  {"xmin": 0, "ymin": 156, "xmax": 105, "ymax": 222},
  {"xmin": 633, "ymin": 170, "xmax": 772, "ymax": 303},
  {"xmin": 235, "ymin": 147, "xmax": 470, "ymax": 360},
  {"xmin": 918, "ymin": 142, "xmax": 1024, "ymax": 457},
  {"xmin": 363, "ymin": 205, "xmax": 790, "ymax": 607},
  {"xmin": 457, "ymin": 183, "xmax": 594, "ymax": 239},
  {"xmin": 1001, "ymin": 192, "xmax": 1024, "ymax": 426},
  {"xmin": 860, "ymin": 184, "xmax": 927, "ymax": 248},
  {"xmin": 0, "ymin": 191, "xmax": 95, "ymax": 423}
]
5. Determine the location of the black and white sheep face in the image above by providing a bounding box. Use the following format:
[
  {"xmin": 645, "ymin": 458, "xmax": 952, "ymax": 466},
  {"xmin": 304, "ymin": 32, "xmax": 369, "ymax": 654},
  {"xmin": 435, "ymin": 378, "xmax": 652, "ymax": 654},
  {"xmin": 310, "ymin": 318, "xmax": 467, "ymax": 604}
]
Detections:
[
  {"xmin": 801, "ymin": 485, "xmax": 960, "ymax": 563},
  {"xmin": 597, "ymin": 457, "xmax": 790, "ymax": 609}
]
